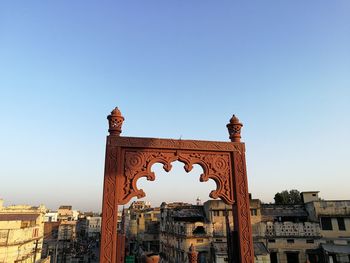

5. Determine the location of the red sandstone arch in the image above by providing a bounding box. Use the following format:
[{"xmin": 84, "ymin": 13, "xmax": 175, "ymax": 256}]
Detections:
[{"xmin": 100, "ymin": 107, "xmax": 254, "ymax": 263}]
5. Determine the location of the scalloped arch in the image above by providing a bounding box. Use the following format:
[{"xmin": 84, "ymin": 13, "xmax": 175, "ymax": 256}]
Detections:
[{"xmin": 119, "ymin": 150, "xmax": 234, "ymax": 205}]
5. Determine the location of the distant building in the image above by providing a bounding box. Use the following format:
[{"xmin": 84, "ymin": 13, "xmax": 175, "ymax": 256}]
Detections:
[
  {"xmin": 87, "ymin": 216, "xmax": 102, "ymax": 238},
  {"xmin": 130, "ymin": 201, "xmax": 151, "ymax": 211},
  {"xmin": 160, "ymin": 202, "xmax": 211, "ymax": 263},
  {"xmin": 203, "ymin": 199, "xmax": 269, "ymax": 263},
  {"xmin": 0, "ymin": 199, "xmax": 47, "ymax": 263},
  {"xmin": 127, "ymin": 202, "xmax": 160, "ymax": 255},
  {"xmin": 126, "ymin": 191, "xmax": 350, "ymax": 263},
  {"xmin": 57, "ymin": 205, "xmax": 75, "ymax": 221},
  {"xmin": 58, "ymin": 221, "xmax": 76, "ymax": 241},
  {"xmin": 254, "ymin": 203, "xmax": 321, "ymax": 263},
  {"xmin": 42, "ymin": 205, "xmax": 80, "ymax": 261},
  {"xmin": 303, "ymin": 191, "xmax": 350, "ymax": 263},
  {"xmin": 252, "ymin": 191, "xmax": 350, "ymax": 263},
  {"xmin": 44, "ymin": 211, "xmax": 58, "ymax": 222}
]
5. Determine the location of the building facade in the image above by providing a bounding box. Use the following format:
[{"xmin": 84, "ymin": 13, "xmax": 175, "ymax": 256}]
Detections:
[
  {"xmin": 303, "ymin": 191, "xmax": 350, "ymax": 263},
  {"xmin": 87, "ymin": 216, "xmax": 102, "ymax": 238},
  {"xmin": 0, "ymin": 199, "xmax": 46, "ymax": 263}
]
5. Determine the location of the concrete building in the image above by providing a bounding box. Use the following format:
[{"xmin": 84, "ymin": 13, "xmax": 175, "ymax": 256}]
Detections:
[
  {"xmin": 303, "ymin": 191, "xmax": 350, "ymax": 263},
  {"xmin": 0, "ymin": 199, "xmax": 46, "ymax": 263},
  {"xmin": 128, "ymin": 202, "xmax": 161, "ymax": 255},
  {"xmin": 130, "ymin": 201, "xmax": 151, "ymax": 211},
  {"xmin": 160, "ymin": 202, "xmax": 211, "ymax": 263},
  {"xmin": 57, "ymin": 205, "xmax": 78, "ymax": 221},
  {"xmin": 255, "ymin": 203, "xmax": 321, "ymax": 263},
  {"xmin": 43, "ymin": 211, "xmax": 58, "ymax": 223},
  {"xmin": 58, "ymin": 221, "xmax": 76, "ymax": 241},
  {"xmin": 87, "ymin": 216, "xmax": 102, "ymax": 238},
  {"xmin": 42, "ymin": 208, "xmax": 81, "ymax": 261},
  {"xmin": 251, "ymin": 191, "xmax": 350, "ymax": 263},
  {"xmin": 126, "ymin": 199, "xmax": 270, "ymax": 263},
  {"xmin": 203, "ymin": 199, "xmax": 269, "ymax": 263},
  {"xmin": 127, "ymin": 192, "xmax": 350, "ymax": 263}
]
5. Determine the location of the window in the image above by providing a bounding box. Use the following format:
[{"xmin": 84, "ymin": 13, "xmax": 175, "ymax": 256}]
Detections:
[
  {"xmin": 287, "ymin": 239, "xmax": 294, "ymax": 244},
  {"xmin": 193, "ymin": 226, "xmax": 206, "ymax": 235},
  {"xmin": 270, "ymin": 252, "xmax": 278, "ymax": 263},
  {"xmin": 213, "ymin": 211, "xmax": 220, "ymax": 217},
  {"xmin": 32, "ymin": 228, "xmax": 39, "ymax": 238},
  {"xmin": 308, "ymin": 254, "xmax": 318, "ymax": 263},
  {"xmin": 337, "ymin": 218, "xmax": 346, "ymax": 231},
  {"xmin": 306, "ymin": 239, "xmax": 314, "ymax": 244},
  {"xmin": 250, "ymin": 209, "xmax": 257, "ymax": 216},
  {"xmin": 268, "ymin": 239, "xmax": 276, "ymax": 243},
  {"xmin": 321, "ymin": 217, "xmax": 333, "ymax": 230},
  {"xmin": 286, "ymin": 252, "xmax": 299, "ymax": 263}
]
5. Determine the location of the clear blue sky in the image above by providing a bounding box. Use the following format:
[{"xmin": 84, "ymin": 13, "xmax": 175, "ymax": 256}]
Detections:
[{"xmin": 1, "ymin": 1, "xmax": 349, "ymax": 212}]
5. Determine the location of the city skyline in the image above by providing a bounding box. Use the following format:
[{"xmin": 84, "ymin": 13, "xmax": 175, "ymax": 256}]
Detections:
[{"xmin": 1, "ymin": 1, "xmax": 350, "ymax": 211}]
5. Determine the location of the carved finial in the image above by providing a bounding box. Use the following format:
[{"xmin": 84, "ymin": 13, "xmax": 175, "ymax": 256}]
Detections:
[
  {"xmin": 226, "ymin": 114, "xmax": 243, "ymax": 142},
  {"xmin": 107, "ymin": 107, "xmax": 125, "ymax": 136}
]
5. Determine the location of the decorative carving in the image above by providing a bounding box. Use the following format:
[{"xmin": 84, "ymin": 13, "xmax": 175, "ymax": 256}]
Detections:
[
  {"xmin": 107, "ymin": 107, "xmax": 124, "ymax": 136},
  {"xmin": 100, "ymin": 107, "xmax": 254, "ymax": 263},
  {"xmin": 118, "ymin": 150, "xmax": 234, "ymax": 205},
  {"xmin": 109, "ymin": 136, "xmax": 243, "ymax": 152},
  {"xmin": 233, "ymin": 148, "xmax": 254, "ymax": 263},
  {"xmin": 227, "ymin": 115, "xmax": 243, "ymax": 142},
  {"xmin": 100, "ymin": 147, "xmax": 118, "ymax": 263}
]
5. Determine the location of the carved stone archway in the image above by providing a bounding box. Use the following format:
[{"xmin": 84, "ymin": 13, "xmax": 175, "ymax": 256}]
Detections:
[{"xmin": 100, "ymin": 107, "xmax": 254, "ymax": 263}]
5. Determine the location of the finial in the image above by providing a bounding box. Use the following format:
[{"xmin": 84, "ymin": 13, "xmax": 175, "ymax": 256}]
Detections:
[
  {"xmin": 107, "ymin": 107, "xmax": 125, "ymax": 136},
  {"xmin": 226, "ymin": 114, "xmax": 243, "ymax": 142}
]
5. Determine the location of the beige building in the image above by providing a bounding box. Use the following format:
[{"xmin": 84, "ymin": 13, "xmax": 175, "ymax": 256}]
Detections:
[
  {"xmin": 128, "ymin": 202, "xmax": 161, "ymax": 254},
  {"xmin": 253, "ymin": 191, "xmax": 350, "ymax": 263},
  {"xmin": 159, "ymin": 200, "xmax": 270, "ymax": 263},
  {"xmin": 0, "ymin": 199, "xmax": 46, "ymax": 263},
  {"xmin": 57, "ymin": 205, "xmax": 72, "ymax": 221},
  {"xmin": 303, "ymin": 191, "xmax": 350, "ymax": 263},
  {"xmin": 129, "ymin": 192, "xmax": 350, "ymax": 263},
  {"xmin": 255, "ymin": 203, "xmax": 321, "ymax": 263},
  {"xmin": 160, "ymin": 202, "xmax": 211, "ymax": 263}
]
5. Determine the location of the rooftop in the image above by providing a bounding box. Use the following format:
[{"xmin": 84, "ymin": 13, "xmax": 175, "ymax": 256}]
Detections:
[{"xmin": 0, "ymin": 213, "xmax": 39, "ymax": 221}]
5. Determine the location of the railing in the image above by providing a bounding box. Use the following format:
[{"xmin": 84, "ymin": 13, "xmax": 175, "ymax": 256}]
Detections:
[{"xmin": 265, "ymin": 222, "xmax": 321, "ymax": 237}]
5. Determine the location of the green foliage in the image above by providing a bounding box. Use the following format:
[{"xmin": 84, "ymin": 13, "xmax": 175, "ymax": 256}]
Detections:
[{"xmin": 274, "ymin": 189, "xmax": 302, "ymax": 204}]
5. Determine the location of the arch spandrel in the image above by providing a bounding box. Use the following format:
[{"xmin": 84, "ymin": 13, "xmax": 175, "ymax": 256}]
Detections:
[{"xmin": 117, "ymin": 149, "xmax": 235, "ymax": 205}]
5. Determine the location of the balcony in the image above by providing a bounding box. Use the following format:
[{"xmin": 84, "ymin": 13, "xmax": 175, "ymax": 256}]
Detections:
[{"xmin": 265, "ymin": 222, "xmax": 321, "ymax": 237}]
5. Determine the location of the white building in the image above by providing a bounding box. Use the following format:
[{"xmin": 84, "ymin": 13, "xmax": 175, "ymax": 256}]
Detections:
[
  {"xmin": 87, "ymin": 216, "xmax": 101, "ymax": 238},
  {"xmin": 44, "ymin": 211, "xmax": 58, "ymax": 222}
]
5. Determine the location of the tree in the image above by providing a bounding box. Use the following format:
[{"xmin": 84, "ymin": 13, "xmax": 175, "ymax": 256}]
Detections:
[{"xmin": 274, "ymin": 189, "xmax": 302, "ymax": 204}]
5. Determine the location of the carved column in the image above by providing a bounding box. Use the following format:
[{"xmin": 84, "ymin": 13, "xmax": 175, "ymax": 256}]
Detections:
[
  {"xmin": 100, "ymin": 108, "xmax": 125, "ymax": 263},
  {"xmin": 100, "ymin": 144, "xmax": 119, "ymax": 263},
  {"xmin": 232, "ymin": 148, "xmax": 254, "ymax": 263},
  {"xmin": 228, "ymin": 115, "xmax": 254, "ymax": 263}
]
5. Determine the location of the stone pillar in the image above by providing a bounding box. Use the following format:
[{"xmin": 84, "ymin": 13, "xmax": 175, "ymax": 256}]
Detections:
[{"xmin": 188, "ymin": 244, "xmax": 198, "ymax": 263}]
